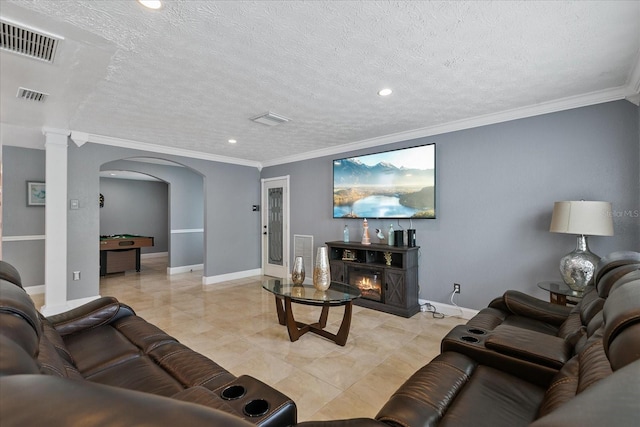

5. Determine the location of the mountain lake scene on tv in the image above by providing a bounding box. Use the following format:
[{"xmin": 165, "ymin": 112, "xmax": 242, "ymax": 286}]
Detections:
[{"xmin": 333, "ymin": 147, "xmax": 435, "ymax": 219}]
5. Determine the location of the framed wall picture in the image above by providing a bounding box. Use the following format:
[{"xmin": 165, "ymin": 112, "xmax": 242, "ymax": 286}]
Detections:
[{"xmin": 27, "ymin": 181, "xmax": 46, "ymax": 206}]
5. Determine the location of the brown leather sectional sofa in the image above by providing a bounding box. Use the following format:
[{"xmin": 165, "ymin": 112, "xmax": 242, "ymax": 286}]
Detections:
[
  {"xmin": 298, "ymin": 252, "xmax": 640, "ymax": 427},
  {"xmin": 2, "ymin": 253, "xmax": 639, "ymax": 427},
  {"xmin": 0, "ymin": 260, "xmax": 296, "ymax": 427}
]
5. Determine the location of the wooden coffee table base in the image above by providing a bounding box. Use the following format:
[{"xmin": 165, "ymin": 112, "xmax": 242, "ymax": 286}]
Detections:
[{"xmin": 273, "ymin": 296, "xmax": 354, "ymax": 346}]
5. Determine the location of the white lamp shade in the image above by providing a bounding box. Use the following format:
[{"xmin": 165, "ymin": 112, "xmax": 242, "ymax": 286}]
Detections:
[{"xmin": 549, "ymin": 201, "xmax": 614, "ymax": 236}]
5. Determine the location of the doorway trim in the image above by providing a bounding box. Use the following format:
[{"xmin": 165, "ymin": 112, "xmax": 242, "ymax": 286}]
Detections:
[{"xmin": 261, "ymin": 175, "xmax": 290, "ymax": 278}]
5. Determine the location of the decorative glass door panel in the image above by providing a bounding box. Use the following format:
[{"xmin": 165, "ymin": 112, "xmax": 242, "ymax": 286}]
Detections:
[{"xmin": 268, "ymin": 187, "xmax": 283, "ymax": 266}]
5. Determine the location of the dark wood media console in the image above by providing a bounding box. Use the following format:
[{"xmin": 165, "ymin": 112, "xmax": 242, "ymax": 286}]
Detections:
[{"xmin": 325, "ymin": 241, "xmax": 420, "ymax": 318}]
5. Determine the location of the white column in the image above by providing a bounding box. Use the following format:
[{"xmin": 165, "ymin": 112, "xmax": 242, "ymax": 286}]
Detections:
[{"xmin": 40, "ymin": 128, "xmax": 71, "ymax": 316}]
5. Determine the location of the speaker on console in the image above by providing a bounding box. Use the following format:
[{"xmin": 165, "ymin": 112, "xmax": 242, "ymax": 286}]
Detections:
[{"xmin": 407, "ymin": 229, "xmax": 416, "ymax": 247}]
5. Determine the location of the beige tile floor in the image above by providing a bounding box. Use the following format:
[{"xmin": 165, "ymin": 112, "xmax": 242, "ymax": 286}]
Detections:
[{"xmin": 30, "ymin": 256, "xmax": 463, "ymax": 422}]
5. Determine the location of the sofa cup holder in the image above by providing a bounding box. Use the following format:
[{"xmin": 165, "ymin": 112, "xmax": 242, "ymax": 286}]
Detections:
[
  {"xmin": 460, "ymin": 335, "xmax": 480, "ymax": 343},
  {"xmin": 467, "ymin": 328, "xmax": 486, "ymax": 335},
  {"xmin": 243, "ymin": 399, "xmax": 270, "ymax": 417},
  {"xmin": 221, "ymin": 385, "xmax": 246, "ymax": 400}
]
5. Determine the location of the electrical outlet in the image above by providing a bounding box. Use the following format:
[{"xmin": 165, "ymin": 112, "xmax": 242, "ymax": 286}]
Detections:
[{"xmin": 453, "ymin": 283, "xmax": 461, "ymax": 294}]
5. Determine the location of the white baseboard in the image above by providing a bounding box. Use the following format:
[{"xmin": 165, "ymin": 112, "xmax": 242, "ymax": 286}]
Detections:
[
  {"xmin": 167, "ymin": 264, "xmax": 204, "ymax": 275},
  {"xmin": 203, "ymin": 268, "xmax": 262, "ymax": 285},
  {"xmin": 419, "ymin": 298, "xmax": 479, "ymax": 320},
  {"xmin": 24, "ymin": 285, "xmax": 45, "ymax": 295},
  {"xmin": 141, "ymin": 252, "xmax": 169, "ymax": 259}
]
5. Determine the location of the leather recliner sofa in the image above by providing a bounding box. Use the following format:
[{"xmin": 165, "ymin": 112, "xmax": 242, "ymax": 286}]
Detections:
[
  {"xmin": 465, "ymin": 251, "xmax": 640, "ymax": 342},
  {"xmin": 0, "ymin": 260, "xmax": 296, "ymax": 427},
  {"xmin": 437, "ymin": 253, "xmax": 640, "ymax": 386},
  {"xmin": 3, "ymin": 256, "xmax": 639, "ymax": 427},
  {"xmin": 296, "ymin": 257, "xmax": 640, "ymax": 427},
  {"xmin": 377, "ymin": 277, "xmax": 640, "ymax": 426}
]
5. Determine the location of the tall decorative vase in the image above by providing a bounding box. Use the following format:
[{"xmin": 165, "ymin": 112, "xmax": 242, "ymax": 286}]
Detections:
[
  {"xmin": 291, "ymin": 256, "xmax": 305, "ymax": 285},
  {"xmin": 313, "ymin": 246, "xmax": 331, "ymax": 291},
  {"xmin": 559, "ymin": 235, "xmax": 600, "ymax": 292}
]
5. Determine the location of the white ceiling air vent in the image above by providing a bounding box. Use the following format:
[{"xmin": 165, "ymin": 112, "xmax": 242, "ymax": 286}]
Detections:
[
  {"xmin": 17, "ymin": 87, "xmax": 48, "ymax": 102},
  {"xmin": 250, "ymin": 112, "xmax": 290, "ymax": 127},
  {"xmin": 0, "ymin": 19, "xmax": 60, "ymax": 63}
]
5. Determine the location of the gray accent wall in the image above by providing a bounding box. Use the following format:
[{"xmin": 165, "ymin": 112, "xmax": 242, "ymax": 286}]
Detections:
[
  {"xmin": 101, "ymin": 158, "xmax": 205, "ymax": 267},
  {"xmin": 2, "ymin": 143, "xmax": 260, "ymax": 298},
  {"xmin": 2, "ymin": 100, "xmax": 638, "ymax": 309},
  {"xmin": 261, "ymin": 101, "xmax": 640, "ymax": 310},
  {"xmin": 65, "ymin": 144, "xmax": 260, "ymax": 300},
  {"xmin": 2, "ymin": 146, "xmax": 45, "ymax": 287},
  {"xmin": 3, "ymin": 146, "xmax": 45, "ymax": 235},
  {"xmin": 99, "ymin": 177, "xmax": 169, "ymax": 253}
]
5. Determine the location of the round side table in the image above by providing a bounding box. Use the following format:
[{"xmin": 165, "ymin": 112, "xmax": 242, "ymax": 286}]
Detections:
[{"xmin": 537, "ymin": 281, "xmax": 590, "ymax": 306}]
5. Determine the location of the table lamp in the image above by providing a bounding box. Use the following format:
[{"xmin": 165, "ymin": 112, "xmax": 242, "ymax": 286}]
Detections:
[{"xmin": 549, "ymin": 201, "xmax": 614, "ymax": 292}]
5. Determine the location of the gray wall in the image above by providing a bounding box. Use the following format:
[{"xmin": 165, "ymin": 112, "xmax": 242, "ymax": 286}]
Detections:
[
  {"xmin": 2, "ymin": 146, "xmax": 45, "ymax": 235},
  {"xmin": 2, "ymin": 143, "xmax": 260, "ymax": 298},
  {"xmin": 99, "ymin": 177, "xmax": 169, "ymax": 253},
  {"xmin": 1, "ymin": 146, "xmax": 45, "ymax": 287},
  {"xmin": 261, "ymin": 101, "xmax": 640, "ymax": 310},
  {"xmin": 2, "ymin": 101, "xmax": 638, "ymax": 307},
  {"xmin": 66, "ymin": 143, "xmax": 260, "ymax": 300},
  {"xmin": 101, "ymin": 159, "xmax": 205, "ymax": 267}
]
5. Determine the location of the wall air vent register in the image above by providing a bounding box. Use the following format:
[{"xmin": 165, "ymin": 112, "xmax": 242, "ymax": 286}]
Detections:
[
  {"xmin": 16, "ymin": 87, "xmax": 48, "ymax": 102},
  {"xmin": 250, "ymin": 112, "xmax": 290, "ymax": 127},
  {"xmin": 0, "ymin": 19, "xmax": 60, "ymax": 63}
]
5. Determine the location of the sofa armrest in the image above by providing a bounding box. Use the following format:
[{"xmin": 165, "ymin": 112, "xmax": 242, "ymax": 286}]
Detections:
[
  {"xmin": 376, "ymin": 351, "xmax": 478, "ymax": 427},
  {"xmin": 489, "ymin": 290, "xmax": 571, "ymax": 326},
  {"xmin": 0, "ymin": 375, "xmax": 254, "ymax": 427},
  {"xmin": 441, "ymin": 325, "xmax": 559, "ymax": 387},
  {"xmin": 530, "ymin": 360, "xmax": 640, "ymax": 427},
  {"xmin": 47, "ymin": 297, "xmax": 135, "ymax": 336},
  {"xmin": 485, "ymin": 324, "xmax": 572, "ymax": 369},
  {"xmin": 0, "ymin": 260, "xmax": 22, "ymax": 287}
]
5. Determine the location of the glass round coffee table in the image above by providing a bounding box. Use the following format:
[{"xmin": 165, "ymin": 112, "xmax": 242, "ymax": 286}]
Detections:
[
  {"xmin": 262, "ymin": 278, "xmax": 361, "ymax": 346},
  {"xmin": 537, "ymin": 281, "xmax": 591, "ymax": 306}
]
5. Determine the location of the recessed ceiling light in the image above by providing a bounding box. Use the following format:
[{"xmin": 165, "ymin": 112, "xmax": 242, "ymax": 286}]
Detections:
[
  {"xmin": 377, "ymin": 88, "xmax": 393, "ymax": 97},
  {"xmin": 138, "ymin": 0, "xmax": 162, "ymax": 10},
  {"xmin": 228, "ymin": 139, "xmax": 237, "ymax": 144}
]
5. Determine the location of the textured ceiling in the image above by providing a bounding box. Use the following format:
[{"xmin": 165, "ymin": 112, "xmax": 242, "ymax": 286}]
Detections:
[{"xmin": 1, "ymin": 0, "xmax": 639, "ymax": 166}]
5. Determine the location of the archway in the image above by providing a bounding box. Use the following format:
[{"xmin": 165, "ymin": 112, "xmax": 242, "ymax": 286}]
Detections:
[{"xmin": 100, "ymin": 157, "xmax": 205, "ymax": 277}]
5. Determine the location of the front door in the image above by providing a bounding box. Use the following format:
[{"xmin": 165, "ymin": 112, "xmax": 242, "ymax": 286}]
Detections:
[{"xmin": 261, "ymin": 176, "xmax": 290, "ymax": 278}]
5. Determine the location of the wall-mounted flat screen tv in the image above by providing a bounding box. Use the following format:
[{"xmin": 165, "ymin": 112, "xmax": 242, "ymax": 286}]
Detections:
[{"xmin": 333, "ymin": 143, "xmax": 436, "ymax": 219}]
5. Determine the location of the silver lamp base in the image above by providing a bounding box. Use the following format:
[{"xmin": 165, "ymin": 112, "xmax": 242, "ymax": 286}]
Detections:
[{"xmin": 559, "ymin": 235, "xmax": 600, "ymax": 292}]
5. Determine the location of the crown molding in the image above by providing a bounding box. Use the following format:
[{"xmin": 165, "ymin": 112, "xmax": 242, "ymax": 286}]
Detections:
[
  {"xmin": 70, "ymin": 131, "xmax": 89, "ymax": 147},
  {"xmin": 261, "ymin": 85, "xmax": 632, "ymax": 168},
  {"xmin": 77, "ymin": 132, "xmax": 261, "ymax": 169},
  {"xmin": 626, "ymin": 94, "xmax": 640, "ymax": 106},
  {"xmin": 38, "ymin": 82, "xmax": 637, "ymax": 170},
  {"xmin": 626, "ymin": 49, "xmax": 640, "ymax": 95}
]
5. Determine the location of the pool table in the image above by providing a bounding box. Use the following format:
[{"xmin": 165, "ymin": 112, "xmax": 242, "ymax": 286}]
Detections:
[{"xmin": 100, "ymin": 234, "xmax": 154, "ymax": 275}]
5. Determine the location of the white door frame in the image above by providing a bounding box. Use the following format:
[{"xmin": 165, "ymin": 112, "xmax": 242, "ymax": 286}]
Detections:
[{"xmin": 261, "ymin": 176, "xmax": 290, "ymax": 278}]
